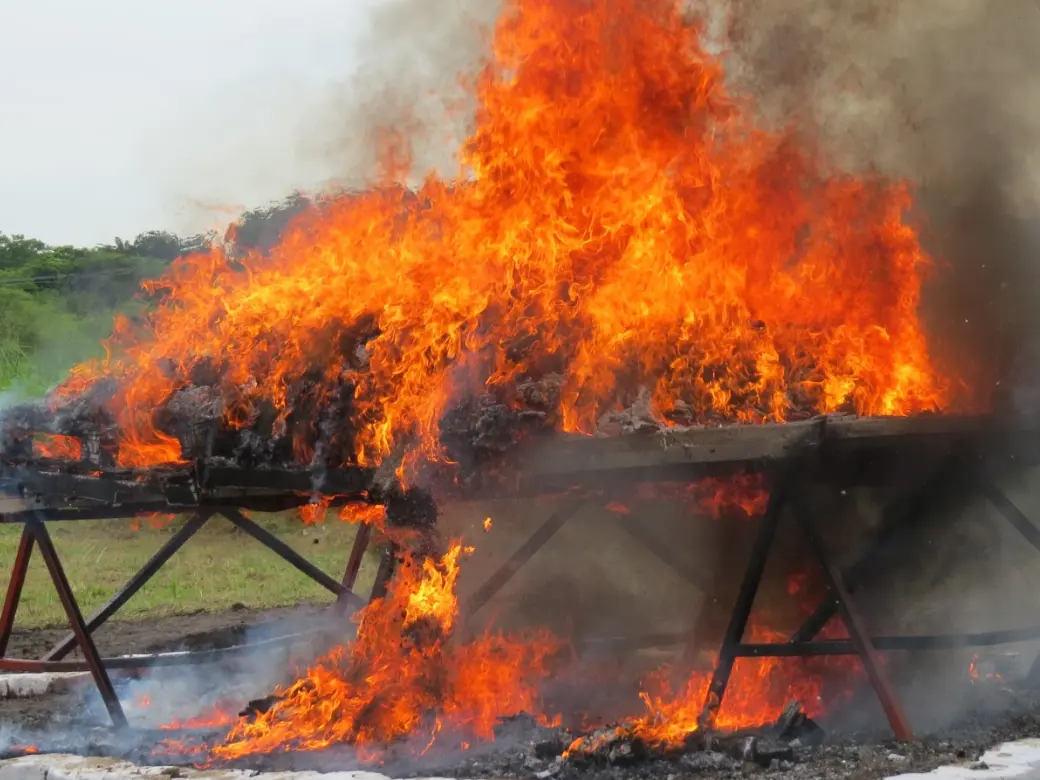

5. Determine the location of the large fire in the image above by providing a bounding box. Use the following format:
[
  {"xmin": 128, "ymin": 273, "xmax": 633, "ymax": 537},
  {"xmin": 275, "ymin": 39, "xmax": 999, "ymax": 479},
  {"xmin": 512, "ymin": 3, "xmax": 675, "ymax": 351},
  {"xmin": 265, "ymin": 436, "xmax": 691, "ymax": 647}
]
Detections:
[
  {"xmin": 44, "ymin": 0, "xmax": 958, "ymax": 762},
  {"xmin": 52, "ymin": 0, "xmax": 949, "ymax": 472}
]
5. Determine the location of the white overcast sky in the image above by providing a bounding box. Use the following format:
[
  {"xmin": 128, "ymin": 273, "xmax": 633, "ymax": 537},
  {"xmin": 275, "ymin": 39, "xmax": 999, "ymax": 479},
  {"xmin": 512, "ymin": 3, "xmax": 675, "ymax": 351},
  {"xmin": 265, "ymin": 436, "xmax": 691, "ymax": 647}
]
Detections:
[{"xmin": 0, "ymin": 0, "xmax": 385, "ymax": 246}]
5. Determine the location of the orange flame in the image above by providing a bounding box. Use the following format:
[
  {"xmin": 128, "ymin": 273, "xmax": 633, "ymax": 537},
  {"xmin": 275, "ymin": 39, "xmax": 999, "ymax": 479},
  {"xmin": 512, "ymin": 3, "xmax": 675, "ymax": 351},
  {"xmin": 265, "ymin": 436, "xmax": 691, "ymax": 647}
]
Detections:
[
  {"xmin": 195, "ymin": 542, "xmax": 558, "ymax": 762},
  {"xmin": 52, "ymin": 0, "xmax": 952, "ymax": 472},
  {"xmin": 153, "ymin": 542, "xmax": 861, "ymax": 765},
  {"xmin": 299, "ymin": 499, "xmax": 330, "ymax": 526},
  {"xmin": 159, "ymin": 703, "xmax": 240, "ymax": 732},
  {"xmin": 691, "ymin": 474, "xmax": 770, "ymax": 518},
  {"xmin": 968, "ymin": 653, "xmax": 1004, "ymax": 685},
  {"xmin": 337, "ymin": 502, "xmax": 388, "ymax": 532},
  {"xmin": 32, "ymin": 434, "xmax": 82, "ymax": 460},
  {"xmin": 564, "ymin": 605, "xmax": 856, "ymax": 758},
  {"xmin": 629, "ymin": 620, "xmax": 856, "ymax": 747},
  {"xmin": 129, "ymin": 512, "xmax": 177, "ymax": 532},
  {"xmin": 609, "ymin": 473, "xmax": 769, "ymax": 518}
]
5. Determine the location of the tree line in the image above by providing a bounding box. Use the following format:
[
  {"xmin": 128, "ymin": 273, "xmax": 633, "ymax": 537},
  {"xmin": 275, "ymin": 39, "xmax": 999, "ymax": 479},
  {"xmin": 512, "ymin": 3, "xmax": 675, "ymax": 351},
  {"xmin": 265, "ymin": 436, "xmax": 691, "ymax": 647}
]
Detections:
[{"xmin": 0, "ymin": 194, "xmax": 313, "ymax": 395}]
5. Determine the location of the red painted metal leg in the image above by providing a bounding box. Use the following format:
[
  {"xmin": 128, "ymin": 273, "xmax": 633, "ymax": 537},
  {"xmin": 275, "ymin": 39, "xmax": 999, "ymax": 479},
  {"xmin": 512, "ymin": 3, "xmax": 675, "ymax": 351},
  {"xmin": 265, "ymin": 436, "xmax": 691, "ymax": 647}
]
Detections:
[
  {"xmin": 0, "ymin": 525, "xmax": 34, "ymax": 657},
  {"xmin": 29, "ymin": 519, "xmax": 128, "ymax": 729},
  {"xmin": 44, "ymin": 511, "xmax": 212, "ymax": 661},
  {"xmin": 793, "ymin": 498, "xmax": 914, "ymax": 741}
]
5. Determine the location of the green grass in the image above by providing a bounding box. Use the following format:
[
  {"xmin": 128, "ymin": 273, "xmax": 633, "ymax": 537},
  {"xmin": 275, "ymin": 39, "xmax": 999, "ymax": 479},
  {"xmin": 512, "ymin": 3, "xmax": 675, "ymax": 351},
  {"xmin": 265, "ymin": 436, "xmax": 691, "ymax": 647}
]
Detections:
[{"xmin": 0, "ymin": 513, "xmax": 378, "ymax": 628}]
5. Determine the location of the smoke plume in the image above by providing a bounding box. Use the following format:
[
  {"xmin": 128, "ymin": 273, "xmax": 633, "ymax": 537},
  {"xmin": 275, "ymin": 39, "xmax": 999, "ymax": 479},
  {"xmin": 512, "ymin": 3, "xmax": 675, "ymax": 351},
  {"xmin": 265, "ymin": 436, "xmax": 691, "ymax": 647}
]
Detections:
[
  {"xmin": 714, "ymin": 0, "xmax": 1040, "ymax": 402},
  {"xmin": 310, "ymin": 0, "xmax": 501, "ymax": 187}
]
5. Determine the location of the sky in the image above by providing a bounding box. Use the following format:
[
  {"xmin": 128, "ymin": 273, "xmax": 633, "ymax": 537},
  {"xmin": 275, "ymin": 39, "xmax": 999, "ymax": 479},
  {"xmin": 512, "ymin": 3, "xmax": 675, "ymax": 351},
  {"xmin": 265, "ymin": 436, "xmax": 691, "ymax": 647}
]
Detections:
[{"xmin": 0, "ymin": 0, "xmax": 383, "ymax": 246}]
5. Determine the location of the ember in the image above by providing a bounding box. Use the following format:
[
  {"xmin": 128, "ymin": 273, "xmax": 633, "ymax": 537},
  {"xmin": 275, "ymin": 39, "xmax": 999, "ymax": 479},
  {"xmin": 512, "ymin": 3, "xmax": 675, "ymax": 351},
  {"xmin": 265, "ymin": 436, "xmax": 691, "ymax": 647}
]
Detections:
[
  {"xmin": 21, "ymin": 0, "xmax": 950, "ymax": 478},
  {"xmin": 129, "ymin": 511, "xmax": 177, "ymax": 531}
]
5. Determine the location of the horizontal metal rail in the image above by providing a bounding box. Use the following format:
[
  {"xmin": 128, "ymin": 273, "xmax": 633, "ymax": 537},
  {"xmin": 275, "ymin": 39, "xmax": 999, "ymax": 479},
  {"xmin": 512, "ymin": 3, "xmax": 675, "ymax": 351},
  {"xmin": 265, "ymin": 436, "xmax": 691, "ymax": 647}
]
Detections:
[
  {"xmin": 0, "ymin": 626, "xmax": 332, "ymax": 672},
  {"xmin": 575, "ymin": 625, "xmax": 1040, "ymax": 654}
]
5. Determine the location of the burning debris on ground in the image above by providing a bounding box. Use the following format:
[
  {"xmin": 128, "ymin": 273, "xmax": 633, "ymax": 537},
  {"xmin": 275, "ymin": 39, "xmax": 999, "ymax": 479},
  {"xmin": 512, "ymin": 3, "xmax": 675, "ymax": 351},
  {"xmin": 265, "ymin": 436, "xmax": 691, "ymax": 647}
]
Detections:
[{"xmin": 11, "ymin": 682, "xmax": 1040, "ymax": 780}]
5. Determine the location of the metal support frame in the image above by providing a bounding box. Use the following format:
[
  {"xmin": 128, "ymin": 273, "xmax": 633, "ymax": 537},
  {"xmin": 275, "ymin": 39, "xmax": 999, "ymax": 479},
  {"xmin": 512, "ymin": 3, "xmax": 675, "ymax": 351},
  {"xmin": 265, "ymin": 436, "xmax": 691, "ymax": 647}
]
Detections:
[
  {"xmin": 698, "ymin": 459, "xmax": 1040, "ymax": 742},
  {"xmin": 338, "ymin": 522, "xmax": 372, "ymax": 612},
  {"xmin": 696, "ymin": 476, "xmax": 913, "ymax": 740},
  {"xmin": 977, "ymin": 482, "xmax": 1040, "ymax": 683},
  {"xmin": 461, "ymin": 497, "xmax": 586, "ymax": 635},
  {"xmin": 7, "ymin": 424, "xmax": 1040, "ymax": 738},
  {"xmin": 0, "ymin": 503, "xmax": 383, "ymax": 727}
]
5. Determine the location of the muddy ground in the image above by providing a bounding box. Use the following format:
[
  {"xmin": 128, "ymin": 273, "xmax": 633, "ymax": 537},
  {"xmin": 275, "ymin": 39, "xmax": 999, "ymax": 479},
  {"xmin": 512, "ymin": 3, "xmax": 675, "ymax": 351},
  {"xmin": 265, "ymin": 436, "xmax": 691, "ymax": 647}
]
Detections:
[{"xmin": 4, "ymin": 606, "xmax": 1040, "ymax": 779}]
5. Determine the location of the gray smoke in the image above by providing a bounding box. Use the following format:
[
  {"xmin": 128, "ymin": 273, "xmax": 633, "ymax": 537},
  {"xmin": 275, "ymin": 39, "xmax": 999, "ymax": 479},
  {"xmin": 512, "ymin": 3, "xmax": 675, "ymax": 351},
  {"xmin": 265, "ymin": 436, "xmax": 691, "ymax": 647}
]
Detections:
[
  {"xmin": 708, "ymin": 0, "xmax": 1040, "ymax": 730},
  {"xmin": 309, "ymin": 0, "xmax": 501, "ymax": 187},
  {"xmin": 713, "ymin": 0, "xmax": 1040, "ymax": 402}
]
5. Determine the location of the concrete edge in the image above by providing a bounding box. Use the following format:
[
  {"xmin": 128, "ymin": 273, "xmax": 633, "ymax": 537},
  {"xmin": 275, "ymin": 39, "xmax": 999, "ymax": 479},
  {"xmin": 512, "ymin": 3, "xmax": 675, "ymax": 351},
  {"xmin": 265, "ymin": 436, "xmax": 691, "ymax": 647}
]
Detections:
[
  {"xmin": 888, "ymin": 738, "xmax": 1040, "ymax": 780},
  {"xmin": 0, "ymin": 647, "xmax": 223, "ymax": 699},
  {"xmin": 7, "ymin": 737, "xmax": 1040, "ymax": 780},
  {"xmin": 0, "ymin": 753, "xmax": 460, "ymax": 780},
  {"xmin": 0, "ymin": 672, "xmax": 90, "ymax": 698}
]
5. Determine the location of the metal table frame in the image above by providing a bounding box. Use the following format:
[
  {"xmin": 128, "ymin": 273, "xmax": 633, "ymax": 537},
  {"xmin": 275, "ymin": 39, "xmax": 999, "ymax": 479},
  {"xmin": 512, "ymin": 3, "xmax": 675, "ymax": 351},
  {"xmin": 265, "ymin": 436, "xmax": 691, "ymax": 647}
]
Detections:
[
  {"xmin": 6, "ymin": 414, "xmax": 1040, "ymax": 739},
  {"xmin": 458, "ymin": 418, "xmax": 1040, "ymax": 742},
  {"xmin": 0, "ymin": 499, "xmax": 392, "ymax": 729}
]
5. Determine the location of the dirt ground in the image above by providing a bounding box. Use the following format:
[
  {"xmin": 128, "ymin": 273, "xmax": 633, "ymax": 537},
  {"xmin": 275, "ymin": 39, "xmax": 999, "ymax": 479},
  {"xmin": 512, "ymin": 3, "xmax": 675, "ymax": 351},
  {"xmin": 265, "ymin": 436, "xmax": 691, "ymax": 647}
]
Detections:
[
  {"xmin": 3, "ymin": 604, "xmax": 339, "ymax": 732},
  {"xmin": 5, "ymin": 604, "xmax": 318, "ymax": 660}
]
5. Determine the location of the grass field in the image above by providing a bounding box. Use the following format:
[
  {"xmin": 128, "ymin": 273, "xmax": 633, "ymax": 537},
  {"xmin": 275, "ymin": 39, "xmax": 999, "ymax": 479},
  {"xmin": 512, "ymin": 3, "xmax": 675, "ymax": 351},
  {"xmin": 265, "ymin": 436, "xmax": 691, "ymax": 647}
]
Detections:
[{"xmin": 0, "ymin": 512, "xmax": 378, "ymax": 628}]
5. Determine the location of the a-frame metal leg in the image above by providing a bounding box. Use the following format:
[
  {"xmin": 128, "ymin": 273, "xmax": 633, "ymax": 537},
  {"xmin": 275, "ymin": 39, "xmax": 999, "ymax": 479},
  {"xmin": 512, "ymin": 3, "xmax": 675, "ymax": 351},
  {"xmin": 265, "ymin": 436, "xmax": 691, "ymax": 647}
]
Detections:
[
  {"xmin": 699, "ymin": 482, "xmax": 914, "ymax": 741},
  {"xmin": 0, "ymin": 525, "xmax": 34, "ymax": 657},
  {"xmin": 462, "ymin": 497, "xmax": 586, "ymax": 625},
  {"xmin": 699, "ymin": 485, "xmax": 785, "ymax": 729},
  {"xmin": 336, "ymin": 522, "xmax": 372, "ymax": 613},
  {"xmin": 221, "ymin": 508, "xmax": 363, "ymax": 609},
  {"xmin": 979, "ymin": 482, "xmax": 1040, "ymax": 684},
  {"xmin": 792, "ymin": 497, "xmax": 914, "ymax": 741},
  {"xmin": 28, "ymin": 519, "xmax": 127, "ymax": 729},
  {"xmin": 369, "ymin": 542, "xmax": 398, "ymax": 601},
  {"xmin": 44, "ymin": 511, "xmax": 213, "ymax": 661}
]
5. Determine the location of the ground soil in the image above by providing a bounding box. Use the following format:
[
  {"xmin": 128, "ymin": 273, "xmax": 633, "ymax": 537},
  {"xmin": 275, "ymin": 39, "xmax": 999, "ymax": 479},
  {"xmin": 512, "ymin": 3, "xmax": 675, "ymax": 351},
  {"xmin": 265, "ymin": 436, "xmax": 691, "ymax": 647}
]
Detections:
[
  {"xmin": 3, "ymin": 605, "xmax": 335, "ymax": 731},
  {"xmin": 5, "ymin": 604, "xmax": 317, "ymax": 660}
]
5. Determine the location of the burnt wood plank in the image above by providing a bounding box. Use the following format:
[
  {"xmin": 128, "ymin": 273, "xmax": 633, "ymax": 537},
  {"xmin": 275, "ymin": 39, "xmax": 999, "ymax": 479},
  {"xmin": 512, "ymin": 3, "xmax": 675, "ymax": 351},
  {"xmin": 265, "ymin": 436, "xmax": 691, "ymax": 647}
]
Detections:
[
  {"xmin": 517, "ymin": 415, "xmax": 993, "ymax": 477},
  {"xmin": 519, "ymin": 419, "xmax": 824, "ymax": 477}
]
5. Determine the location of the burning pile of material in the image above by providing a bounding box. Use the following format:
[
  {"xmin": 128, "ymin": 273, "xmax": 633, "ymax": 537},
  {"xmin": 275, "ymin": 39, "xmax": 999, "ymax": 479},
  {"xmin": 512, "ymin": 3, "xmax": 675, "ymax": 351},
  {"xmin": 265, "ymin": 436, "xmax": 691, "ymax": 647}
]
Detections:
[
  {"xmin": 170, "ymin": 541, "xmax": 560, "ymax": 763},
  {"xmin": 5, "ymin": 0, "xmax": 954, "ymax": 477},
  {"xmin": 150, "ymin": 535, "xmax": 852, "ymax": 767},
  {"xmin": 0, "ymin": 0, "xmax": 967, "ymax": 770}
]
